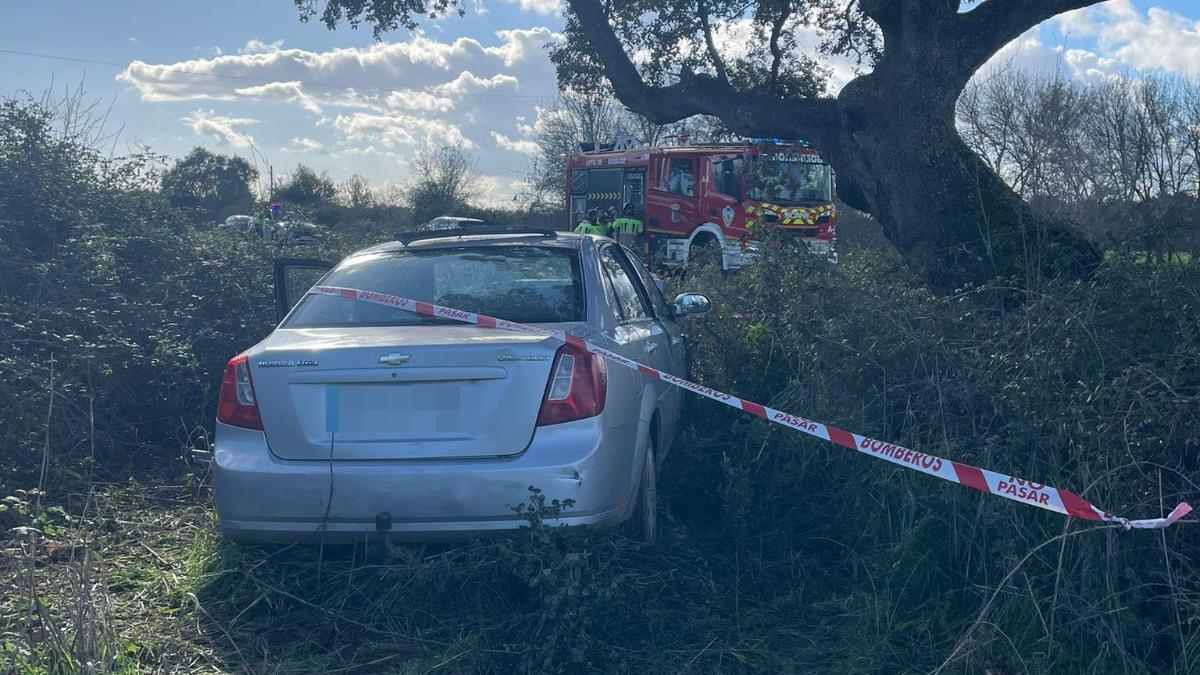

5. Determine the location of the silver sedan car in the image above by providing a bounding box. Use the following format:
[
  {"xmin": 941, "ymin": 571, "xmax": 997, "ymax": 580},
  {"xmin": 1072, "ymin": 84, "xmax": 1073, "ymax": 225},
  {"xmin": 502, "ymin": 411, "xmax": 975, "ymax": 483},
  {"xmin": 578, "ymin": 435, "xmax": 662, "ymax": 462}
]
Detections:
[{"xmin": 213, "ymin": 228, "xmax": 710, "ymax": 543}]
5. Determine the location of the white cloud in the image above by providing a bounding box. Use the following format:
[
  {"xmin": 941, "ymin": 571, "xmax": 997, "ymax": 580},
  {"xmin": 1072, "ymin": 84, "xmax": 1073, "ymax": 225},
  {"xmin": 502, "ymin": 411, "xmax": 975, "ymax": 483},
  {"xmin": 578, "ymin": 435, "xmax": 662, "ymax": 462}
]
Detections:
[
  {"xmin": 233, "ymin": 81, "xmax": 323, "ymax": 114},
  {"xmin": 117, "ymin": 28, "xmax": 559, "ymax": 103},
  {"xmin": 981, "ymin": 29, "xmax": 1091, "ymax": 80},
  {"xmin": 1053, "ymin": 1, "xmax": 1200, "ymax": 79},
  {"xmin": 333, "ymin": 112, "xmax": 475, "ymax": 149},
  {"xmin": 381, "ymin": 89, "xmax": 456, "ymax": 113},
  {"xmin": 434, "ymin": 71, "xmax": 520, "ymax": 96},
  {"xmin": 242, "ymin": 38, "xmax": 285, "ymax": 54},
  {"xmin": 491, "ymin": 131, "xmax": 539, "ymax": 155},
  {"xmin": 116, "ymin": 27, "xmax": 562, "ymax": 155},
  {"xmin": 504, "ymin": 0, "xmax": 560, "ymax": 15},
  {"xmin": 474, "ymin": 175, "xmax": 525, "ymax": 207},
  {"xmin": 180, "ymin": 109, "xmax": 258, "ymax": 148},
  {"xmin": 333, "ymin": 144, "xmax": 402, "ymax": 161},
  {"xmin": 285, "ymin": 137, "xmax": 324, "ymax": 153},
  {"xmin": 976, "ymin": 1, "xmax": 1200, "ymax": 86}
]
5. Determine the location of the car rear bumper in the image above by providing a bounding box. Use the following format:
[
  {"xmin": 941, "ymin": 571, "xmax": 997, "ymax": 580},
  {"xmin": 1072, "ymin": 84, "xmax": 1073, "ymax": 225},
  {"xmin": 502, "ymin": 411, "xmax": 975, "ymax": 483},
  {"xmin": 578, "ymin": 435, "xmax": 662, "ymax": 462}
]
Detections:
[{"xmin": 212, "ymin": 417, "xmax": 640, "ymax": 543}]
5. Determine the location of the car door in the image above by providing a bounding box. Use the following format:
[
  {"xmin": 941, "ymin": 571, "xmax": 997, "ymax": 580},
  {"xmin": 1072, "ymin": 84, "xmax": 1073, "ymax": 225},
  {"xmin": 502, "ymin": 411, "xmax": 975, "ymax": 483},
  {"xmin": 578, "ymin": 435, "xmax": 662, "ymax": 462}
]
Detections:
[
  {"xmin": 274, "ymin": 258, "xmax": 333, "ymax": 323},
  {"xmin": 600, "ymin": 242, "xmax": 683, "ymax": 453},
  {"xmin": 613, "ymin": 245, "xmax": 679, "ymax": 376},
  {"xmin": 596, "ymin": 242, "xmax": 653, "ymax": 392},
  {"xmin": 615, "ymin": 245, "xmax": 686, "ymax": 454}
]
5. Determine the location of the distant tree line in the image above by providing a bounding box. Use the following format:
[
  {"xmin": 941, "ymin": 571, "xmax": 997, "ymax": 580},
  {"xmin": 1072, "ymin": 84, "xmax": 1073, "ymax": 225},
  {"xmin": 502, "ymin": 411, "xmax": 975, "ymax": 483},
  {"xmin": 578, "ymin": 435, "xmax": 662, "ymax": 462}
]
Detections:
[
  {"xmin": 156, "ymin": 141, "xmax": 547, "ymax": 235},
  {"xmin": 959, "ymin": 69, "xmax": 1200, "ymax": 260}
]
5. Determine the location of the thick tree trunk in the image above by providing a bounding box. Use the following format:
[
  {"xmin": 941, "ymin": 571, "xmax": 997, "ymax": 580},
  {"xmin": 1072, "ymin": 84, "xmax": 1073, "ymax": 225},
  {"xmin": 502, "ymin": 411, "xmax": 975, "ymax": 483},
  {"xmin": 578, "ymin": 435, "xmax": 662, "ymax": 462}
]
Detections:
[{"xmin": 826, "ymin": 65, "xmax": 1101, "ymax": 295}]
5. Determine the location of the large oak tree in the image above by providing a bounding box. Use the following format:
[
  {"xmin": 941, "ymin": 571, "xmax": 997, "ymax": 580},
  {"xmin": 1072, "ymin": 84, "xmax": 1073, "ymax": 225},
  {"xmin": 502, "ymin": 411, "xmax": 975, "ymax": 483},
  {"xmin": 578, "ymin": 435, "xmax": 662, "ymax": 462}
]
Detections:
[{"xmin": 297, "ymin": 0, "xmax": 1107, "ymax": 293}]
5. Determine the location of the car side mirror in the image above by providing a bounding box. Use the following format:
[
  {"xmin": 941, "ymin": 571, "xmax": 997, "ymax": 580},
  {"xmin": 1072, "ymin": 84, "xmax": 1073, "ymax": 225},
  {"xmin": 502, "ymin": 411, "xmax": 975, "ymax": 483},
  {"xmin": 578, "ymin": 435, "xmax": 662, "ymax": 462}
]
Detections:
[{"xmin": 672, "ymin": 293, "xmax": 711, "ymax": 317}]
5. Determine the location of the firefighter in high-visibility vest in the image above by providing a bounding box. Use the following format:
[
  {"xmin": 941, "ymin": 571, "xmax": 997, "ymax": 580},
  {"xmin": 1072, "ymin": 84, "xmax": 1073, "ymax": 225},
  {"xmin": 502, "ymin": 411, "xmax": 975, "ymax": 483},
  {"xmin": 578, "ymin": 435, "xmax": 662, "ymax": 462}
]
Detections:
[
  {"xmin": 574, "ymin": 208, "xmax": 606, "ymax": 235},
  {"xmin": 253, "ymin": 206, "xmax": 274, "ymax": 240},
  {"xmin": 611, "ymin": 202, "xmax": 644, "ymax": 251},
  {"xmin": 601, "ymin": 207, "xmax": 616, "ymax": 235}
]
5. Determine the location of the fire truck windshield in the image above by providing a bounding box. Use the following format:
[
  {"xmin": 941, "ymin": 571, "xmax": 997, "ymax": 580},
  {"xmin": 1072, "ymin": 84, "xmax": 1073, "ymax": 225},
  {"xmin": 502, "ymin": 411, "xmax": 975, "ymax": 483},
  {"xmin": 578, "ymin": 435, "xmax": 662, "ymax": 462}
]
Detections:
[{"xmin": 748, "ymin": 158, "xmax": 832, "ymax": 204}]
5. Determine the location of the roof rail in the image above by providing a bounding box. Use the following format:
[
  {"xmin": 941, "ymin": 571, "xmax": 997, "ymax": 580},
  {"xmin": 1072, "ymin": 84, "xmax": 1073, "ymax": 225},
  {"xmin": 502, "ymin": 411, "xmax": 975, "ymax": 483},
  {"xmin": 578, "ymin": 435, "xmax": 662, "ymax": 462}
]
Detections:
[{"xmin": 395, "ymin": 226, "xmax": 559, "ymax": 246}]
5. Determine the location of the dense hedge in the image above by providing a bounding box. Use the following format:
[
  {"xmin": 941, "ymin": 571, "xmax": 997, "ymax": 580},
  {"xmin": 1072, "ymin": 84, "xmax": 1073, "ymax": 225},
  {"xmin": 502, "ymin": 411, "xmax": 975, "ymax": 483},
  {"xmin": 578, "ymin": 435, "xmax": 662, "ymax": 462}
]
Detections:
[
  {"xmin": 668, "ymin": 245, "xmax": 1200, "ymax": 671},
  {"xmin": 0, "ymin": 99, "xmax": 350, "ymax": 490}
]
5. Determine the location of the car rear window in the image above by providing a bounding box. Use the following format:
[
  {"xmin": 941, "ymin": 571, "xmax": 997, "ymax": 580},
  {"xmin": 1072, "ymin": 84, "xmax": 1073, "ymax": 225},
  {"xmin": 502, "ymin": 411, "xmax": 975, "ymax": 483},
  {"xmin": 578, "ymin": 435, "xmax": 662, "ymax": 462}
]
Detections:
[{"xmin": 284, "ymin": 245, "xmax": 585, "ymax": 327}]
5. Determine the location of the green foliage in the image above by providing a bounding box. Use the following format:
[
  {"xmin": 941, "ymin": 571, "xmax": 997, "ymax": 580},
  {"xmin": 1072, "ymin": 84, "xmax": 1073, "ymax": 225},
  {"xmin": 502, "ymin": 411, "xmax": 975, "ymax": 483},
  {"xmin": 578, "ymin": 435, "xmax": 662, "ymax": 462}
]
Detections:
[
  {"xmin": 0, "ymin": 490, "xmax": 71, "ymax": 538},
  {"xmin": 551, "ymin": 1, "xmax": 840, "ymax": 96},
  {"xmin": 275, "ymin": 164, "xmax": 337, "ymax": 209},
  {"xmin": 0, "ymin": 98, "xmax": 354, "ymax": 492},
  {"xmin": 160, "ymin": 147, "xmax": 257, "ymax": 222},
  {"xmin": 296, "ymin": 0, "xmax": 466, "ymax": 37},
  {"xmin": 0, "ymin": 98, "xmax": 127, "ymax": 268},
  {"xmin": 667, "ymin": 241, "xmax": 1200, "ymax": 672}
]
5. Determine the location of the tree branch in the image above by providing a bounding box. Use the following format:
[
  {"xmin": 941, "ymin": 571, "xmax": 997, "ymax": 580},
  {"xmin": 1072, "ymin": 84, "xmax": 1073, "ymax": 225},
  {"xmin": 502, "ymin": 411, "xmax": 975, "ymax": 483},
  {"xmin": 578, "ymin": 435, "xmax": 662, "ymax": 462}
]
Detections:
[
  {"xmin": 565, "ymin": 0, "xmax": 837, "ymax": 144},
  {"xmin": 767, "ymin": 2, "xmax": 792, "ymax": 90},
  {"xmin": 860, "ymin": 0, "xmax": 955, "ymax": 43},
  {"xmin": 697, "ymin": 2, "xmax": 730, "ymax": 84},
  {"xmin": 956, "ymin": 0, "xmax": 1107, "ymax": 74},
  {"xmin": 858, "ymin": 0, "xmax": 901, "ymax": 34}
]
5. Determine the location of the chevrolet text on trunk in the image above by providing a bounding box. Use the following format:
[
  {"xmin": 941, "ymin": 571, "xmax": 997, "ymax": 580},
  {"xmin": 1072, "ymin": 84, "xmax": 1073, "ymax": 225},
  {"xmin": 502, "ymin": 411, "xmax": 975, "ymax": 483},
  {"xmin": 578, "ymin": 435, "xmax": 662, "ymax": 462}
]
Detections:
[
  {"xmin": 213, "ymin": 227, "xmax": 710, "ymax": 544},
  {"xmin": 566, "ymin": 136, "xmax": 836, "ymax": 269}
]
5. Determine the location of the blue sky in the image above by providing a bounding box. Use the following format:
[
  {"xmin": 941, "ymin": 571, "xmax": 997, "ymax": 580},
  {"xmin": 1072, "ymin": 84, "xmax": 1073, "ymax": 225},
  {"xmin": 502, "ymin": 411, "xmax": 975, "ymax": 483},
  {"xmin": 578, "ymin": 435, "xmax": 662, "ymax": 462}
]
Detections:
[{"xmin": 2, "ymin": 1, "xmax": 1198, "ymax": 204}]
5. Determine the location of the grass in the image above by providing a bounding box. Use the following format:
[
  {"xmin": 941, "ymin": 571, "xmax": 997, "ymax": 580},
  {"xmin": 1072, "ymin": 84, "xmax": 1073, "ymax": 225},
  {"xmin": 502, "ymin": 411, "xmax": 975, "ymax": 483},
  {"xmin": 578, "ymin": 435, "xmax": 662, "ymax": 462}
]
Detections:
[
  {"xmin": 0, "ymin": 476, "xmax": 744, "ymax": 673},
  {"xmin": 0, "ymin": 466, "xmax": 963, "ymax": 674},
  {"xmin": 1, "ymin": 482, "xmax": 214, "ymax": 673},
  {"xmin": 1103, "ymin": 249, "xmax": 1195, "ymax": 265}
]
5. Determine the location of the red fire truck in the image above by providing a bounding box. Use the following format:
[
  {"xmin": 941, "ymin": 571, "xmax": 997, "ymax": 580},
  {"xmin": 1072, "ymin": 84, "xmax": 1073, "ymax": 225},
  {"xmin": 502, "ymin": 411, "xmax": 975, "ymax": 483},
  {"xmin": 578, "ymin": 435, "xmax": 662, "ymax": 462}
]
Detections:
[{"xmin": 564, "ymin": 140, "xmax": 836, "ymax": 269}]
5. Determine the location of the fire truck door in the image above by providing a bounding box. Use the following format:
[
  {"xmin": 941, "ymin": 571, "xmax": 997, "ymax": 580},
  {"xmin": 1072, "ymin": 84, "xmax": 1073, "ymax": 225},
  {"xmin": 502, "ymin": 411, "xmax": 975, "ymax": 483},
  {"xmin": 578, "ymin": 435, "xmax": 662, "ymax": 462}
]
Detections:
[
  {"xmin": 710, "ymin": 156, "xmax": 746, "ymax": 235},
  {"xmin": 570, "ymin": 196, "xmax": 587, "ymax": 227},
  {"xmin": 647, "ymin": 156, "xmax": 700, "ymax": 234},
  {"xmin": 569, "ymin": 169, "xmax": 588, "ymax": 228}
]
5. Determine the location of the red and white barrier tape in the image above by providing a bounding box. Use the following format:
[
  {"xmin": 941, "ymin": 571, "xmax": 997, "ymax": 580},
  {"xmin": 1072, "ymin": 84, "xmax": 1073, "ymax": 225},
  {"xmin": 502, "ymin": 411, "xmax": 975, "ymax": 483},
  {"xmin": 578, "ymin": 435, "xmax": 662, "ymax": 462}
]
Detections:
[{"xmin": 309, "ymin": 285, "xmax": 1192, "ymax": 530}]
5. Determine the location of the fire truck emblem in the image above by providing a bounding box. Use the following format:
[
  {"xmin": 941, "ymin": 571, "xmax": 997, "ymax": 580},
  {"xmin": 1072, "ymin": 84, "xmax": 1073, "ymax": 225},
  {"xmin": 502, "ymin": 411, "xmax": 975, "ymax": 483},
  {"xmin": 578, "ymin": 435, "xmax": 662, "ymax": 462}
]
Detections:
[{"xmin": 721, "ymin": 205, "xmax": 734, "ymax": 227}]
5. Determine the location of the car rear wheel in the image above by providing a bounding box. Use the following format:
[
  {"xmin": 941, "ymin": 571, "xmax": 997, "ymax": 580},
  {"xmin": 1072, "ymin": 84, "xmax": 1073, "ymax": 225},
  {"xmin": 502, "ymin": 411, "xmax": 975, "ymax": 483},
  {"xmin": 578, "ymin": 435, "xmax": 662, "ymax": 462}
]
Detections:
[{"xmin": 628, "ymin": 436, "xmax": 658, "ymax": 544}]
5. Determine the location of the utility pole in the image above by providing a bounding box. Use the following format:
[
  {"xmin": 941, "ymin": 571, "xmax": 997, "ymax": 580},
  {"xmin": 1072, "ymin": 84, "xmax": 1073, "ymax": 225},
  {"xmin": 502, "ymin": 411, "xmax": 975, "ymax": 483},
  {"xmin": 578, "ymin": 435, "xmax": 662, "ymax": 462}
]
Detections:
[{"xmin": 269, "ymin": 165, "xmax": 274, "ymax": 201}]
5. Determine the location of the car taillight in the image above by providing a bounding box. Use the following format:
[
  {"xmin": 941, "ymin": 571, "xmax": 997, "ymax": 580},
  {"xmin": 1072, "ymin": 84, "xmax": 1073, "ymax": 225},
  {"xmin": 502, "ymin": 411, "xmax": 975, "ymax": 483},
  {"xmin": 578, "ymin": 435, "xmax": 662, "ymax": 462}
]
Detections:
[
  {"xmin": 536, "ymin": 343, "xmax": 607, "ymax": 426},
  {"xmin": 217, "ymin": 354, "xmax": 263, "ymax": 430}
]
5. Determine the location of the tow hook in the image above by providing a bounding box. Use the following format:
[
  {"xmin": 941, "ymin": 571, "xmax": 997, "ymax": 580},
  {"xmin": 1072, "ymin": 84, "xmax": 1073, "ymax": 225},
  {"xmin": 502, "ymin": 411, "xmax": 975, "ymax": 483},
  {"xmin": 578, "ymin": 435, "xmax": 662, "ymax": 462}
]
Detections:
[
  {"xmin": 190, "ymin": 448, "xmax": 212, "ymax": 468},
  {"xmin": 375, "ymin": 511, "xmax": 392, "ymax": 532}
]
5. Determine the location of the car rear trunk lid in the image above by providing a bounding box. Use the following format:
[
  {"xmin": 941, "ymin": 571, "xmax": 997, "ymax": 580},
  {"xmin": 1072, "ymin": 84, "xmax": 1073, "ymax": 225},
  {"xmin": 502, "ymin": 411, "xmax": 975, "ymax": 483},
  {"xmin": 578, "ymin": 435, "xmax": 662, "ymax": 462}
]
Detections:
[{"xmin": 250, "ymin": 326, "xmax": 559, "ymax": 460}]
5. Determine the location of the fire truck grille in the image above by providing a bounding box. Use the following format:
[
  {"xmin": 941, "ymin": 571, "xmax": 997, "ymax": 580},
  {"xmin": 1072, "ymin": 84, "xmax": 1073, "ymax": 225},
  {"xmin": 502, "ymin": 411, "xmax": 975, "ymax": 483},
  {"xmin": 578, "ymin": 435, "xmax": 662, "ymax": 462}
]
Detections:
[{"xmin": 787, "ymin": 227, "xmax": 819, "ymax": 237}]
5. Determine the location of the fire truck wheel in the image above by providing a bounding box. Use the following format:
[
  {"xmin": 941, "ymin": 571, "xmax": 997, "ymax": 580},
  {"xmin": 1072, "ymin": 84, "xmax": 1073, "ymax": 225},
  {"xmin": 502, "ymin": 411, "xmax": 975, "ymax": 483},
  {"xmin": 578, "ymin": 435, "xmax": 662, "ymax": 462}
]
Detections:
[{"xmin": 688, "ymin": 234, "xmax": 721, "ymax": 269}]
